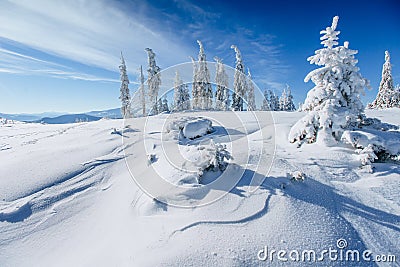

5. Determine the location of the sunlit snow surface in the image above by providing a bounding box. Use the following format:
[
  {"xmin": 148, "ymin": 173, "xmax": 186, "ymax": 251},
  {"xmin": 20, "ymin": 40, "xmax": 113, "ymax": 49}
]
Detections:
[{"xmin": 0, "ymin": 110, "xmax": 399, "ymax": 266}]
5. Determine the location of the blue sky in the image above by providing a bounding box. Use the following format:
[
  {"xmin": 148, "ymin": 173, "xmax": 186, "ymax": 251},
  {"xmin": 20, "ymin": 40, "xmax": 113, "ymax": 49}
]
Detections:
[{"xmin": 0, "ymin": 0, "xmax": 399, "ymax": 113}]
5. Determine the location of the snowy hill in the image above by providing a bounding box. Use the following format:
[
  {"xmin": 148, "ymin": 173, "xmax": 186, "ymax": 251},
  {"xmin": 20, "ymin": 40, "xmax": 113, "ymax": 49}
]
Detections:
[{"xmin": 0, "ymin": 110, "xmax": 399, "ymax": 266}]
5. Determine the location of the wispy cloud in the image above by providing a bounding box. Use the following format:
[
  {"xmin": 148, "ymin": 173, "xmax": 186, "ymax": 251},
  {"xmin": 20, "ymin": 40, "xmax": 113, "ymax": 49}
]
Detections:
[
  {"xmin": 0, "ymin": 47, "xmax": 119, "ymax": 82},
  {"xmin": 0, "ymin": 0, "xmax": 287, "ymax": 89},
  {"xmin": 0, "ymin": 0, "xmax": 192, "ymax": 73}
]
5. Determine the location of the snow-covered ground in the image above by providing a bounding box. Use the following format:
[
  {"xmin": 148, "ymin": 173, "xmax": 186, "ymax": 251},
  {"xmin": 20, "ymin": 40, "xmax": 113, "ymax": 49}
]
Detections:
[{"xmin": 0, "ymin": 110, "xmax": 399, "ymax": 266}]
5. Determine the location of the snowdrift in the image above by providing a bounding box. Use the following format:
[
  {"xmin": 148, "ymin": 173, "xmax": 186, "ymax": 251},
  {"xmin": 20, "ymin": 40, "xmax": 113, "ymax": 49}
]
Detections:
[{"xmin": 0, "ymin": 110, "xmax": 399, "ymax": 266}]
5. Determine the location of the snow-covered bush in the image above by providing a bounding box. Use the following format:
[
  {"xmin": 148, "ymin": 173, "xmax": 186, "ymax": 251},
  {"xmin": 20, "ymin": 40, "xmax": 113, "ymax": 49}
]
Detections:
[
  {"xmin": 197, "ymin": 140, "xmax": 232, "ymax": 180},
  {"xmin": 147, "ymin": 154, "xmax": 157, "ymax": 165},
  {"xmin": 341, "ymin": 127, "xmax": 400, "ymax": 171},
  {"xmin": 289, "ymin": 16, "xmax": 369, "ymax": 146},
  {"xmin": 355, "ymin": 145, "xmax": 377, "ymax": 173},
  {"xmin": 288, "ymin": 171, "xmax": 306, "ymax": 182}
]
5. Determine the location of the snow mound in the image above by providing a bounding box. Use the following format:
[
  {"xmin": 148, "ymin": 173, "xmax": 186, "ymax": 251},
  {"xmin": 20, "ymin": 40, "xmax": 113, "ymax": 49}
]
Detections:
[
  {"xmin": 183, "ymin": 118, "xmax": 212, "ymax": 139},
  {"xmin": 342, "ymin": 129, "xmax": 400, "ymax": 156},
  {"xmin": 166, "ymin": 116, "xmax": 212, "ymax": 140}
]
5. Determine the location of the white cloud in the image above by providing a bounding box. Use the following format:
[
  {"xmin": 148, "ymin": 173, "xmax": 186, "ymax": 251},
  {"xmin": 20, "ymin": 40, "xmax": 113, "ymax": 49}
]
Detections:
[
  {"xmin": 0, "ymin": 47, "xmax": 119, "ymax": 82},
  {"xmin": 0, "ymin": 0, "xmax": 287, "ymax": 89},
  {"xmin": 0, "ymin": 0, "xmax": 192, "ymax": 73}
]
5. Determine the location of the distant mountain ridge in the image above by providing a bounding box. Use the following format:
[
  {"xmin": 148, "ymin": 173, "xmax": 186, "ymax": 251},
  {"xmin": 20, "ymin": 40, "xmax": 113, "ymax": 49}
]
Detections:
[
  {"xmin": 0, "ymin": 112, "xmax": 65, "ymax": 122},
  {"xmin": 84, "ymin": 108, "xmax": 122, "ymax": 119},
  {"xmin": 35, "ymin": 114, "xmax": 102, "ymax": 124},
  {"xmin": 0, "ymin": 108, "xmax": 122, "ymax": 124}
]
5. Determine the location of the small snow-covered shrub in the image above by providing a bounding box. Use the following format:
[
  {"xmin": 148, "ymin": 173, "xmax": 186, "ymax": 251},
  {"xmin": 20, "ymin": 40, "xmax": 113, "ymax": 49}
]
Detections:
[
  {"xmin": 196, "ymin": 140, "xmax": 232, "ymax": 183},
  {"xmin": 287, "ymin": 171, "xmax": 306, "ymax": 182},
  {"xmin": 342, "ymin": 128, "xmax": 400, "ymax": 171},
  {"xmin": 147, "ymin": 154, "xmax": 157, "ymax": 165},
  {"xmin": 199, "ymin": 140, "xmax": 232, "ymax": 173},
  {"xmin": 355, "ymin": 145, "xmax": 377, "ymax": 173}
]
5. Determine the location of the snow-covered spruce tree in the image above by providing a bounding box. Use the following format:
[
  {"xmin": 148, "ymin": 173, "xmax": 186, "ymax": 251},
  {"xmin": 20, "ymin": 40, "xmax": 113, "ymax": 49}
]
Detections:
[
  {"xmin": 173, "ymin": 71, "xmax": 183, "ymax": 111},
  {"xmin": 279, "ymin": 85, "xmax": 296, "ymax": 111},
  {"xmin": 160, "ymin": 97, "xmax": 170, "ymax": 113},
  {"xmin": 182, "ymin": 84, "xmax": 191, "ymax": 110},
  {"xmin": 190, "ymin": 56, "xmax": 200, "ymax": 110},
  {"xmin": 246, "ymin": 68, "xmax": 256, "ymax": 111},
  {"xmin": 368, "ymin": 51, "xmax": 397, "ymax": 109},
  {"xmin": 145, "ymin": 48, "xmax": 161, "ymax": 115},
  {"xmin": 261, "ymin": 90, "xmax": 270, "ymax": 111},
  {"xmin": 289, "ymin": 16, "xmax": 369, "ymax": 146},
  {"xmin": 138, "ymin": 65, "xmax": 146, "ymax": 116},
  {"xmin": 279, "ymin": 87, "xmax": 287, "ymax": 111},
  {"xmin": 231, "ymin": 45, "xmax": 247, "ymax": 111},
  {"xmin": 119, "ymin": 52, "xmax": 132, "ymax": 118},
  {"xmin": 195, "ymin": 40, "xmax": 213, "ymax": 110},
  {"xmin": 285, "ymin": 85, "xmax": 296, "ymax": 111},
  {"xmin": 269, "ymin": 90, "xmax": 279, "ymax": 111},
  {"xmin": 394, "ymin": 84, "xmax": 400, "ymax": 106},
  {"xmin": 157, "ymin": 98, "xmax": 162, "ymax": 113},
  {"xmin": 173, "ymin": 71, "xmax": 190, "ymax": 112},
  {"xmin": 214, "ymin": 57, "xmax": 229, "ymax": 111}
]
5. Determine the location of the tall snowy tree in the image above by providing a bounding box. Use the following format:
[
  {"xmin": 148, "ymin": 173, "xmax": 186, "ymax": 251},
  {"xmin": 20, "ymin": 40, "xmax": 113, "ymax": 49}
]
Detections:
[
  {"xmin": 289, "ymin": 16, "xmax": 369, "ymax": 145},
  {"xmin": 394, "ymin": 84, "xmax": 400, "ymax": 107},
  {"xmin": 368, "ymin": 51, "xmax": 398, "ymax": 109},
  {"xmin": 279, "ymin": 85, "xmax": 296, "ymax": 111},
  {"xmin": 269, "ymin": 90, "xmax": 279, "ymax": 111},
  {"xmin": 138, "ymin": 65, "xmax": 146, "ymax": 116},
  {"xmin": 157, "ymin": 98, "xmax": 164, "ymax": 113},
  {"xmin": 246, "ymin": 68, "xmax": 256, "ymax": 111},
  {"xmin": 182, "ymin": 84, "xmax": 190, "ymax": 110},
  {"xmin": 162, "ymin": 97, "xmax": 170, "ymax": 113},
  {"xmin": 145, "ymin": 48, "xmax": 161, "ymax": 115},
  {"xmin": 231, "ymin": 45, "xmax": 247, "ymax": 111},
  {"xmin": 214, "ymin": 57, "xmax": 229, "ymax": 111},
  {"xmin": 193, "ymin": 40, "xmax": 213, "ymax": 110},
  {"xmin": 173, "ymin": 71, "xmax": 190, "ymax": 112},
  {"xmin": 190, "ymin": 56, "xmax": 200, "ymax": 109},
  {"xmin": 285, "ymin": 85, "xmax": 296, "ymax": 111},
  {"xmin": 157, "ymin": 97, "xmax": 169, "ymax": 113},
  {"xmin": 279, "ymin": 87, "xmax": 287, "ymax": 111},
  {"xmin": 261, "ymin": 90, "xmax": 270, "ymax": 111},
  {"xmin": 119, "ymin": 52, "xmax": 132, "ymax": 118}
]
